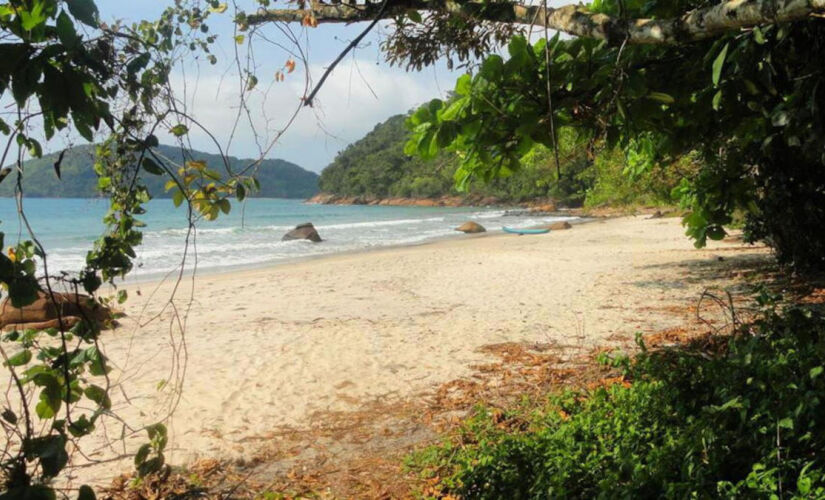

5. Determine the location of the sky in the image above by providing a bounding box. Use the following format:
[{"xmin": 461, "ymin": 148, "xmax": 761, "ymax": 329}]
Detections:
[{"xmin": 90, "ymin": 1, "xmax": 568, "ymax": 173}]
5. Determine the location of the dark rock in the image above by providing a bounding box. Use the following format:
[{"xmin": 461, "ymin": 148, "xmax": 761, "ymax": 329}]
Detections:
[
  {"xmin": 455, "ymin": 221, "xmax": 486, "ymax": 234},
  {"xmin": 282, "ymin": 222, "xmax": 322, "ymax": 242}
]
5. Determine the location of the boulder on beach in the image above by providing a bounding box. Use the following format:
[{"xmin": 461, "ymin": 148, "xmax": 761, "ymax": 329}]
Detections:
[
  {"xmin": 455, "ymin": 221, "xmax": 486, "ymax": 234},
  {"xmin": 0, "ymin": 290, "xmax": 113, "ymax": 332},
  {"xmin": 546, "ymin": 221, "xmax": 572, "ymax": 230},
  {"xmin": 282, "ymin": 222, "xmax": 322, "ymax": 242}
]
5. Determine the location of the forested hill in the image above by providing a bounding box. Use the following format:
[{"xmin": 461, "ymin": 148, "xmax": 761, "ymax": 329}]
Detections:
[
  {"xmin": 318, "ymin": 113, "xmax": 582, "ymax": 204},
  {"xmin": 319, "ymin": 113, "xmax": 685, "ymax": 207},
  {"xmin": 0, "ymin": 144, "xmax": 319, "ymax": 199},
  {"xmin": 318, "ymin": 114, "xmax": 467, "ymax": 200}
]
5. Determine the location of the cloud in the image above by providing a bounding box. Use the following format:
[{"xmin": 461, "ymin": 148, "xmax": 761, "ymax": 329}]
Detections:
[{"xmin": 165, "ymin": 58, "xmax": 457, "ymax": 172}]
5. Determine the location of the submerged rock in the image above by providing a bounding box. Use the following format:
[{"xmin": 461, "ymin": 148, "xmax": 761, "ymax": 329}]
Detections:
[
  {"xmin": 455, "ymin": 221, "xmax": 486, "ymax": 234},
  {"xmin": 282, "ymin": 222, "xmax": 322, "ymax": 242}
]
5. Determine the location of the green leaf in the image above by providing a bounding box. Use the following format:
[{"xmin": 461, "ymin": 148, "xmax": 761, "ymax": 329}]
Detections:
[
  {"xmin": 172, "ymin": 190, "xmax": 185, "ymax": 207},
  {"xmin": 778, "ymin": 417, "xmax": 794, "ymax": 430},
  {"xmin": 810, "ymin": 366, "xmax": 823, "ymax": 379},
  {"xmin": 235, "ymin": 183, "xmax": 246, "ymax": 201},
  {"xmin": 3, "ymin": 485, "xmax": 57, "ymax": 500},
  {"xmin": 454, "ymin": 74, "xmax": 472, "ymax": 96},
  {"xmin": 712, "ymin": 43, "xmax": 729, "ymax": 87},
  {"xmin": 170, "ymin": 124, "xmax": 189, "ymax": 137},
  {"xmin": 66, "ymin": 0, "xmax": 99, "ymax": 28},
  {"xmin": 218, "ymin": 198, "xmax": 231, "ymax": 215},
  {"xmin": 85, "ymin": 347, "xmax": 108, "ymax": 376},
  {"xmin": 30, "ymin": 435, "xmax": 69, "ymax": 477},
  {"xmin": 2, "ymin": 408, "xmax": 18, "ymax": 424},
  {"xmin": 126, "ymin": 53, "xmax": 151, "ymax": 75},
  {"xmin": 142, "ymin": 158, "xmax": 165, "ymax": 175},
  {"xmin": 84, "ymin": 384, "xmax": 111, "ymax": 409},
  {"xmin": 134, "ymin": 443, "xmax": 151, "ymax": 466},
  {"xmin": 56, "ymin": 11, "xmax": 80, "ymax": 49},
  {"xmin": 752, "ymin": 26, "xmax": 766, "ymax": 45},
  {"xmin": 507, "ymin": 36, "xmax": 528, "ymax": 60},
  {"xmin": 6, "ymin": 349, "xmax": 32, "ymax": 367},
  {"xmin": 439, "ymin": 100, "xmax": 465, "ymax": 121},
  {"xmin": 712, "ymin": 89, "xmax": 723, "ymax": 111},
  {"xmin": 407, "ymin": 9, "xmax": 422, "ymax": 23},
  {"xmin": 9, "ymin": 278, "xmax": 39, "ymax": 308},
  {"xmin": 19, "ymin": 1, "xmax": 48, "ymax": 30},
  {"xmin": 77, "ymin": 485, "xmax": 96, "ymax": 500},
  {"xmin": 647, "ymin": 92, "xmax": 675, "ymax": 105}
]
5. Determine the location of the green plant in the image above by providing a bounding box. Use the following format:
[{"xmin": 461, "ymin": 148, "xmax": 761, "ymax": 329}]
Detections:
[
  {"xmin": 399, "ymin": 2, "xmax": 825, "ymax": 272},
  {"xmin": 408, "ymin": 301, "xmax": 825, "ymax": 498},
  {"xmin": 0, "ymin": 1, "xmax": 255, "ymax": 498}
]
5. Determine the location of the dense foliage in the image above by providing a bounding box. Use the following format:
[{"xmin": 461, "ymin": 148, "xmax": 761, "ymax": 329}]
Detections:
[
  {"xmin": 0, "ymin": 144, "xmax": 318, "ymax": 199},
  {"xmin": 409, "ymin": 297, "xmax": 825, "ymax": 498},
  {"xmin": 0, "ymin": 1, "xmax": 253, "ymax": 498},
  {"xmin": 319, "ymin": 113, "xmax": 681, "ymax": 206},
  {"xmin": 407, "ymin": 2, "xmax": 825, "ymax": 271}
]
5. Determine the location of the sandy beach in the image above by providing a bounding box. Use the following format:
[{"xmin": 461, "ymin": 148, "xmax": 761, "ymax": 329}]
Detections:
[{"xmin": 68, "ymin": 215, "xmax": 767, "ymax": 486}]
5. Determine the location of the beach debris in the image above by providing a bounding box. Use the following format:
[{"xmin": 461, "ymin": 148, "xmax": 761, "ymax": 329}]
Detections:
[
  {"xmin": 545, "ymin": 221, "xmax": 572, "ymax": 230},
  {"xmin": 282, "ymin": 222, "xmax": 323, "ymax": 242},
  {"xmin": 0, "ymin": 290, "xmax": 114, "ymax": 332},
  {"xmin": 455, "ymin": 221, "xmax": 486, "ymax": 233}
]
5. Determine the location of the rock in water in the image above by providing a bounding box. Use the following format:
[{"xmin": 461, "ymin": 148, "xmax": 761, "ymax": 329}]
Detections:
[
  {"xmin": 546, "ymin": 221, "xmax": 572, "ymax": 230},
  {"xmin": 282, "ymin": 222, "xmax": 322, "ymax": 242},
  {"xmin": 0, "ymin": 290, "xmax": 113, "ymax": 332},
  {"xmin": 455, "ymin": 221, "xmax": 486, "ymax": 233}
]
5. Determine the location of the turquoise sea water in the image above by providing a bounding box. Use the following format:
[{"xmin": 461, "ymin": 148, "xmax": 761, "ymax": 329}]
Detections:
[{"xmin": 0, "ymin": 198, "xmax": 575, "ymax": 279}]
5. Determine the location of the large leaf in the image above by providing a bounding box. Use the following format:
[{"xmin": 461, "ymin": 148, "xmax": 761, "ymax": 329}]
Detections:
[
  {"xmin": 56, "ymin": 11, "xmax": 80, "ymax": 49},
  {"xmin": 66, "ymin": 0, "xmax": 99, "ymax": 28},
  {"xmin": 712, "ymin": 42, "xmax": 729, "ymax": 87}
]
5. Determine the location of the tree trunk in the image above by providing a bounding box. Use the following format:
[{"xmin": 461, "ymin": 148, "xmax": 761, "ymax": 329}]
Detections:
[{"xmin": 243, "ymin": 0, "xmax": 825, "ymax": 45}]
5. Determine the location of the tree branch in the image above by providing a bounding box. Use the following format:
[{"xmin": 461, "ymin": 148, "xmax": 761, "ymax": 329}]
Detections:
[
  {"xmin": 243, "ymin": 0, "xmax": 825, "ymax": 45},
  {"xmin": 304, "ymin": 0, "xmax": 390, "ymax": 106}
]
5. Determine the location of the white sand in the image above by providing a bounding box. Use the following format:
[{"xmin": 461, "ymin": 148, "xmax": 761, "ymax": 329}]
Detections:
[{"xmin": 64, "ymin": 215, "xmax": 765, "ymax": 485}]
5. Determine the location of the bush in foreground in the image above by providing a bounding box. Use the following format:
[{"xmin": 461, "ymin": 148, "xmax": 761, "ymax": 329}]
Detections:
[{"xmin": 408, "ymin": 299, "xmax": 825, "ymax": 498}]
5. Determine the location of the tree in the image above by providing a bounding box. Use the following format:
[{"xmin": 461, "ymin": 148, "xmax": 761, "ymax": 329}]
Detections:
[
  {"xmin": 0, "ymin": 1, "xmax": 258, "ymax": 497},
  {"xmin": 246, "ymin": 0, "xmax": 825, "ymax": 272}
]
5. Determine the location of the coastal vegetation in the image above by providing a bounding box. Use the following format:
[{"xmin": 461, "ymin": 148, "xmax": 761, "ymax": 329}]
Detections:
[
  {"xmin": 3, "ymin": 0, "xmax": 825, "ymax": 498},
  {"xmin": 253, "ymin": 0, "xmax": 825, "ymax": 497},
  {"xmin": 317, "ymin": 113, "xmax": 686, "ymax": 207},
  {"xmin": 0, "ymin": 1, "xmax": 253, "ymax": 498},
  {"xmin": 408, "ymin": 294, "xmax": 825, "ymax": 498},
  {"xmin": 0, "ymin": 144, "xmax": 318, "ymax": 199}
]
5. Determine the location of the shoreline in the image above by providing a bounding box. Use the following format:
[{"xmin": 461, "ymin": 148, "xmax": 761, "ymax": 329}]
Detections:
[
  {"xmin": 116, "ymin": 212, "xmax": 589, "ymax": 286},
  {"xmin": 305, "ymin": 192, "xmax": 559, "ymax": 210},
  {"xmin": 76, "ymin": 214, "xmax": 764, "ymax": 487}
]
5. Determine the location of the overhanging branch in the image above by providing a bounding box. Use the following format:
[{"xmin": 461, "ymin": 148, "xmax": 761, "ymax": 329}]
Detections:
[{"xmin": 244, "ymin": 0, "xmax": 825, "ymax": 45}]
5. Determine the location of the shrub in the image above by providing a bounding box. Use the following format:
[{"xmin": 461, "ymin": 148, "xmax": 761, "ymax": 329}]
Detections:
[{"xmin": 408, "ymin": 301, "xmax": 825, "ymax": 498}]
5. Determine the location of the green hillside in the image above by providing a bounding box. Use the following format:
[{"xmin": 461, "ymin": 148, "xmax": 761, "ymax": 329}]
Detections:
[
  {"xmin": 1, "ymin": 144, "xmax": 319, "ymax": 199},
  {"xmin": 319, "ymin": 113, "xmax": 685, "ymax": 207}
]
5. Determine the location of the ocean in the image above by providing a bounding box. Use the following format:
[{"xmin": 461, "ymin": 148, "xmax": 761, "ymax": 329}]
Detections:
[{"xmin": 0, "ymin": 198, "xmax": 576, "ymax": 280}]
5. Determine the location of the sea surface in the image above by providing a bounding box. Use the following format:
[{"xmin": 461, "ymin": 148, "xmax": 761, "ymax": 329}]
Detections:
[{"xmin": 0, "ymin": 198, "xmax": 576, "ymax": 280}]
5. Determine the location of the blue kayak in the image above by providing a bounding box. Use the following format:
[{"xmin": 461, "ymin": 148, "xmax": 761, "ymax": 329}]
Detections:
[{"xmin": 502, "ymin": 226, "xmax": 551, "ymax": 235}]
